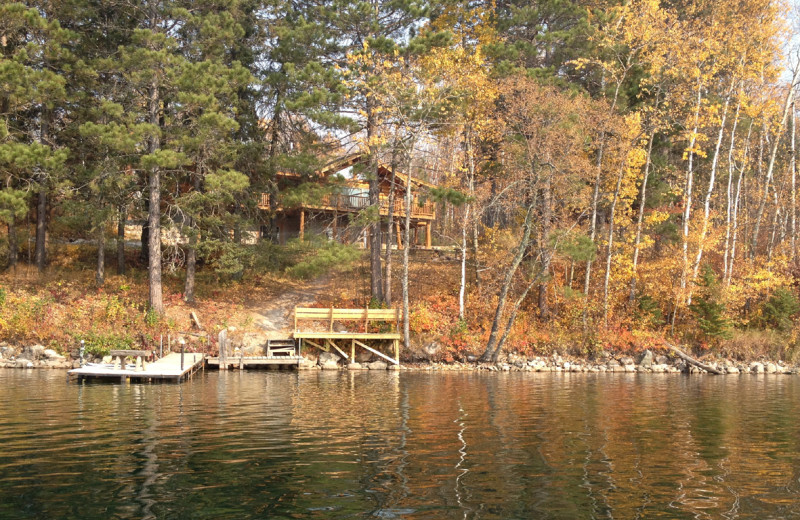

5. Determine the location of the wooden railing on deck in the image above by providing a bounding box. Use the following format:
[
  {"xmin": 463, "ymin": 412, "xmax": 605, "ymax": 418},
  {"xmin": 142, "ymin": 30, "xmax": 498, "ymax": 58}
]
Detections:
[{"xmin": 259, "ymin": 192, "xmax": 435, "ymax": 219}]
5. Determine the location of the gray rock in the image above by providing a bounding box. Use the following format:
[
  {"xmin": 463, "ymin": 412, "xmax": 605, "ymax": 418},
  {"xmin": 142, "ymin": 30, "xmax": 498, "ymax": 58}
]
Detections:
[
  {"xmin": 623, "ymin": 364, "xmax": 636, "ymax": 373},
  {"xmin": 42, "ymin": 348, "xmax": 65, "ymax": 361},
  {"xmin": 638, "ymin": 350, "xmax": 654, "ymax": 368},
  {"xmin": 240, "ymin": 333, "xmax": 266, "ymax": 355},
  {"xmin": 367, "ymin": 361, "xmax": 388, "ymax": 370},
  {"xmin": 319, "ymin": 351, "xmax": 341, "ymax": 365},
  {"xmin": 727, "ymin": 366, "xmax": 740, "ymax": 374},
  {"xmin": 751, "ymin": 362, "xmax": 765, "ymax": 373},
  {"xmin": 298, "ymin": 357, "xmax": 316, "ymax": 369},
  {"xmin": 563, "ymin": 361, "xmax": 571, "ymax": 371},
  {"xmin": 16, "ymin": 358, "xmax": 33, "ymax": 369},
  {"xmin": 388, "ymin": 364, "xmax": 401, "ymax": 371},
  {"xmin": 355, "ymin": 350, "xmax": 374, "ymax": 363},
  {"xmin": 766, "ymin": 362, "xmax": 778, "ymax": 374},
  {"xmin": 619, "ymin": 356, "xmax": 635, "ymax": 365},
  {"xmin": 655, "ymin": 355, "xmax": 669, "ymax": 365},
  {"xmin": 320, "ymin": 360, "xmax": 340, "ymax": 370},
  {"xmin": 22, "ymin": 345, "xmax": 45, "ymax": 360},
  {"xmin": 348, "ymin": 362, "xmax": 363, "ymax": 370},
  {"xmin": 72, "ymin": 360, "xmax": 82, "ymax": 369}
]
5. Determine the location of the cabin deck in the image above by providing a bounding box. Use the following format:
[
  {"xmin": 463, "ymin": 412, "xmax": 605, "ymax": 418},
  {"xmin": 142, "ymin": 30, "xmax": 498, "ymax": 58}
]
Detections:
[{"xmin": 68, "ymin": 352, "xmax": 205, "ymax": 383}]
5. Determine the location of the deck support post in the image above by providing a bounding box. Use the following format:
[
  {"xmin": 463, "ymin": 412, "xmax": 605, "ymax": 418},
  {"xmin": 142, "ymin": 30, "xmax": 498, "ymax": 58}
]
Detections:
[
  {"xmin": 299, "ymin": 210, "xmax": 305, "ymax": 241},
  {"xmin": 396, "ymin": 220, "xmax": 403, "ymax": 249},
  {"xmin": 425, "ymin": 223, "xmax": 431, "ymax": 248}
]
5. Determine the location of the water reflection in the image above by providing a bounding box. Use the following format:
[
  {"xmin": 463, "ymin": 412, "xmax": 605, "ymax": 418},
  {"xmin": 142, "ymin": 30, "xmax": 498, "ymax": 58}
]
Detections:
[{"xmin": 1, "ymin": 371, "xmax": 800, "ymax": 519}]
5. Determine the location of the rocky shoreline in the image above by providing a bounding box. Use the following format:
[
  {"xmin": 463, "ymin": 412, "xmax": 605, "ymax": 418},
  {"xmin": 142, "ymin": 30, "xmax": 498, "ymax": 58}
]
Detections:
[
  {"xmin": 304, "ymin": 349, "xmax": 800, "ymax": 374},
  {"xmin": 2, "ymin": 343, "xmax": 798, "ymax": 375}
]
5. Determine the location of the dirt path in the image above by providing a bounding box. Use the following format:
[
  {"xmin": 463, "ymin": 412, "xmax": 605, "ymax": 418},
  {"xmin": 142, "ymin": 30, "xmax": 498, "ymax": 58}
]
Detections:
[{"xmin": 249, "ymin": 275, "xmax": 335, "ymax": 338}]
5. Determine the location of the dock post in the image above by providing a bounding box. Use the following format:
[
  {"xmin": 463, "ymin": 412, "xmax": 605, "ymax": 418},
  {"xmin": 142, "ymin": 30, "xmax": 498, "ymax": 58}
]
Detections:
[
  {"xmin": 219, "ymin": 329, "xmax": 228, "ymax": 370},
  {"xmin": 180, "ymin": 339, "xmax": 185, "ymax": 371}
]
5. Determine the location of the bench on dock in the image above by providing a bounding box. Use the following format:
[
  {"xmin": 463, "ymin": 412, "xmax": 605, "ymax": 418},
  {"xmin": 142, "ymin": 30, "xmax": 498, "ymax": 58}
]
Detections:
[
  {"xmin": 109, "ymin": 350, "xmax": 152, "ymax": 372},
  {"xmin": 293, "ymin": 307, "xmax": 402, "ymax": 365}
]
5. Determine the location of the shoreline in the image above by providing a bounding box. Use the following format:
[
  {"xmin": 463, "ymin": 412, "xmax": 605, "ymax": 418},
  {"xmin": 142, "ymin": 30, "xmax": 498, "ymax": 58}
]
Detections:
[{"xmin": 1, "ymin": 342, "xmax": 797, "ymax": 375}]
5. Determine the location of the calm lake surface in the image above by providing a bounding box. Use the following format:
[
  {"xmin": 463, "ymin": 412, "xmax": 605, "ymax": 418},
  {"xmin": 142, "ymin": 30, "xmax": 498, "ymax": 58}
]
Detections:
[{"xmin": 1, "ymin": 370, "xmax": 800, "ymax": 519}]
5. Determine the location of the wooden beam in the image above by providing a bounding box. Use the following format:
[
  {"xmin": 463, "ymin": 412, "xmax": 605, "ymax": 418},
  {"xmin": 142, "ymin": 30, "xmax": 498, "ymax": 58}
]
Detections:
[
  {"xmin": 304, "ymin": 338, "xmax": 327, "ymax": 352},
  {"xmin": 351, "ymin": 338, "xmax": 355, "ymax": 361},
  {"xmin": 353, "ymin": 339, "xmax": 399, "ymax": 365},
  {"xmin": 326, "ymin": 339, "xmax": 349, "ymax": 360}
]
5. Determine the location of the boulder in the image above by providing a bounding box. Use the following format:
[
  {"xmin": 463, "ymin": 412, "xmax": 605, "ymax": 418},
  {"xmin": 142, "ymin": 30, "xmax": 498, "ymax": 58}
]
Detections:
[
  {"xmin": 42, "ymin": 348, "xmax": 65, "ymax": 361},
  {"xmin": 319, "ymin": 351, "xmax": 341, "ymax": 365},
  {"xmin": 320, "ymin": 359, "xmax": 340, "ymax": 370},
  {"xmin": 240, "ymin": 333, "xmax": 267, "ymax": 356},
  {"xmin": 348, "ymin": 362, "xmax": 364, "ymax": 370},
  {"xmin": 298, "ymin": 357, "xmax": 316, "ymax": 370},
  {"xmin": 751, "ymin": 362, "xmax": 765, "ymax": 373},
  {"xmin": 638, "ymin": 350, "xmax": 654, "ymax": 368},
  {"xmin": 21, "ymin": 345, "xmax": 45, "ymax": 361},
  {"xmin": 619, "ymin": 356, "xmax": 635, "ymax": 366},
  {"xmin": 16, "ymin": 358, "xmax": 34, "ymax": 369},
  {"xmin": 727, "ymin": 366, "xmax": 740, "ymax": 374},
  {"xmin": 389, "ymin": 364, "xmax": 402, "ymax": 371},
  {"xmin": 367, "ymin": 360, "xmax": 388, "ymax": 370},
  {"xmin": 655, "ymin": 355, "xmax": 669, "ymax": 365},
  {"xmin": 623, "ymin": 364, "xmax": 636, "ymax": 372},
  {"xmin": 765, "ymin": 362, "xmax": 778, "ymax": 374},
  {"xmin": 355, "ymin": 350, "xmax": 374, "ymax": 363}
]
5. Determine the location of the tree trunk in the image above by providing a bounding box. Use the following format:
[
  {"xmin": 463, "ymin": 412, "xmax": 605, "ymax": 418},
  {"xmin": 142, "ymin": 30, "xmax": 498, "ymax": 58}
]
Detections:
[
  {"xmin": 679, "ymin": 77, "xmax": 703, "ymax": 304},
  {"xmin": 688, "ymin": 90, "xmax": 732, "ymax": 304},
  {"xmin": 384, "ymin": 159, "xmax": 397, "ymax": 304},
  {"xmin": 184, "ymin": 234, "xmax": 196, "ymax": 303},
  {"xmin": 750, "ymin": 69, "xmax": 799, "ymax": 259},
  {"xmin": 480, "ymin": 204, "xmax": 536, "ymax": 362},
  {"xmin": 629, "ymin": 130, "xmax": 656, "ymax": 302},
  {"xmin": 791, "ymin": 104, "xmax": 797, "ymax": 262},
  {"xmin": 402, "ymin": 157, "xmax": 413, "ymax": 351},
  {"xmin": 96, "ymin": 225, "xmax": 105, "ymax": 287},
  {"xmin": 538, "ymin": 174, "xmax": 553, "ymax": 318},
  {"xmin": 459, "ymin": 203, "xmax": 470, "ymax": 319},
  {"xmin": 367, "ymin": 104, "xmax": 383, "ymax": 303},
  {"xmin": 147, "ymin": 78, "xmax": 163, "ymax": 315},
  {"xmin": 8, "ymin": 220, "xmax": 17, "ymax": 269},
  {"xmin": 35, "ymin": 187, "xmax": 47, "ymax": 272},
  {"xmin": 117, "ymin": 205, "xmax": 126, "ymax": 275},
  {"xmin": 723, "ymin": 98, "xmax": 744, "ymax": 281},
  {"xmin": 603, "ymin": 161, "xmax": 626, "ymax": 326}
]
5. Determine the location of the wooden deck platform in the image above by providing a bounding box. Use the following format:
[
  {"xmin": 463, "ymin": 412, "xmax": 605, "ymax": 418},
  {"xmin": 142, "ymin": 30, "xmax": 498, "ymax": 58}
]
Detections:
[{"xmin": 68, "ymin": 352, "xmax": 205, "ymax": 383}]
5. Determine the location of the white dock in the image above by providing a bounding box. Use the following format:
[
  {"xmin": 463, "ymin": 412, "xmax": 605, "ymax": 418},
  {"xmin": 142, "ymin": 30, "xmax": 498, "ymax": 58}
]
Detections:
[{"xmin": 68, "ymin": 352, "xmax": 205, "ymax": 383}]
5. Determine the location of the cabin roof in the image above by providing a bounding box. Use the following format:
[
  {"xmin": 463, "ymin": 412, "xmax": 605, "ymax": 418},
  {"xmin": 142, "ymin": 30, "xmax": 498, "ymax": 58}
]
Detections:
[{"xmin": 277, "ymin": 153, "xmax": 435, "ymax": 189}]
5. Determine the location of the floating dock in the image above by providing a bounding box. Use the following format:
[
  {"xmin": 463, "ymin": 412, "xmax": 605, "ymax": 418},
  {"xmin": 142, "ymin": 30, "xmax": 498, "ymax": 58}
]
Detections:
[{"xmin": 68, "ymin": 352, "xmax": 205, "ymax": 383}]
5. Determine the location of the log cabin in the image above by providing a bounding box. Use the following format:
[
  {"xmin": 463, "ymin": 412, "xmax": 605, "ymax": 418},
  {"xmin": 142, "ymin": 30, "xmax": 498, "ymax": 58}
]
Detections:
[{"xmin": 259, "ymin": 153, "xmax": 436, "ymax": 248}]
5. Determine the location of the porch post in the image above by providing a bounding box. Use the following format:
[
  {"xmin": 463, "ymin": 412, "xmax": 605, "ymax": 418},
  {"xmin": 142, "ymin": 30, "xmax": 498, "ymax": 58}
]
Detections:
[
  {"xmin": 299, "ymin": 210, "xmax": 305, "ymax": 241},
  {"xmin": 425, "ymin": 223, "xmax": 431, "ymax": 248}
]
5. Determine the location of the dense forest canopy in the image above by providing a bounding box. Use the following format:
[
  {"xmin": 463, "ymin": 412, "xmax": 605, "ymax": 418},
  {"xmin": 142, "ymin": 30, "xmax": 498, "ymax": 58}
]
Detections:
[{"xmin": 2, "ymin": 0, "xmax": 800, "ymax": 358}]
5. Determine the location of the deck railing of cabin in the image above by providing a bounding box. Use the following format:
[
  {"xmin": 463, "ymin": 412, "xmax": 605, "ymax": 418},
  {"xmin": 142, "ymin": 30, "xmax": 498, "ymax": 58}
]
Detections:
[{"xmin": 259, "ymin": 192, "xmax": 435, "ymax": 219}]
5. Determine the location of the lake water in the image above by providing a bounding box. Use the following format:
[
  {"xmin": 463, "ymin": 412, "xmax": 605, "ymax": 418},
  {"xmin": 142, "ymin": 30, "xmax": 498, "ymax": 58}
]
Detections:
[{"xmin": 1, "ymin": 369, "xmax": 800, "ymax": 519}]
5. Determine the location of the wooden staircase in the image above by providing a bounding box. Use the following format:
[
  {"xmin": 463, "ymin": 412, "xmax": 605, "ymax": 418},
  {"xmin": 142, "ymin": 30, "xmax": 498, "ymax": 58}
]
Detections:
[{"xmin": 267, "ymin": 338, "xmax": 299, "ymax": 357}]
